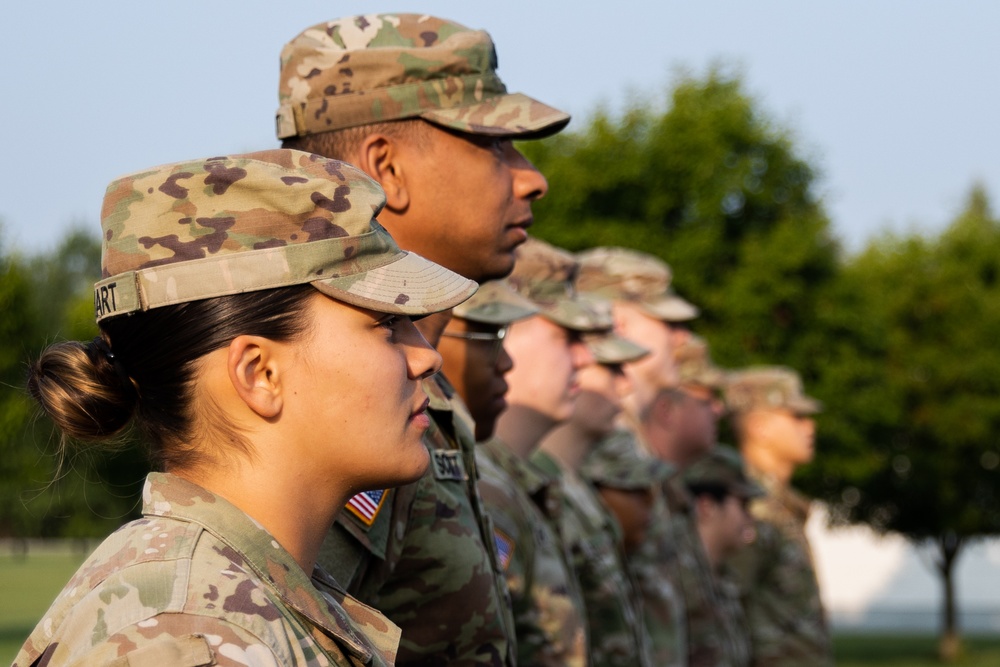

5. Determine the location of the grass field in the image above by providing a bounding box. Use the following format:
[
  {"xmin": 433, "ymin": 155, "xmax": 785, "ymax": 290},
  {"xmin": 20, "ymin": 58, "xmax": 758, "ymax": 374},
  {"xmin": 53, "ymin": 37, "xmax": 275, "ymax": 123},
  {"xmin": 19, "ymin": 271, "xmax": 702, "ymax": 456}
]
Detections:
[{"xmin": 2, "ymin": 549, "xmax": 1000, "ymax": 665}]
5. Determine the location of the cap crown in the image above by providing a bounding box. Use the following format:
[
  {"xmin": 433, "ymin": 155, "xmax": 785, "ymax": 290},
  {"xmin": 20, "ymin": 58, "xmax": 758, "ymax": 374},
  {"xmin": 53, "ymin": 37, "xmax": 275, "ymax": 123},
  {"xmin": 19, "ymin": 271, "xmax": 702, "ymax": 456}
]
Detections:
[
  {"xmin": 724, "ymin": 366, "xmax": 822, "ymax": 415},
  {"xmin": 95, "ymin": 149, "xmax": 475, "ymax": 321},
  {"xmin": 683, "ymin": 446, "xmax": 762, "ymax": 498},
  {"xmin": 675, "ymin": 335, "xmax": 725, "ymax": 389},
  {"xmin": 277, "ymin": 14, "xmax": 569, "ymax": 139},
  {"xmin": 452, "ymin": 279, "xmax": 538, "ymax": 325},
  {"xmin": 509, "ymin": 238, "xmax": 611, "ymax": 332},
  {"xmin": 576, "ymin": 247, "xmax": 699, "ymax": 321}
]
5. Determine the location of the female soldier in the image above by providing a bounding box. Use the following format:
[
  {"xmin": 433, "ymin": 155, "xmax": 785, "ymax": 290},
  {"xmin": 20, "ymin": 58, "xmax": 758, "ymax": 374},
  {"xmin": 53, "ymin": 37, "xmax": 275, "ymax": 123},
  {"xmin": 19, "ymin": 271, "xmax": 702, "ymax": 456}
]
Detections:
[{"xmin": 14, "ymin": 149, "xmax": 476, "ymax": 667}]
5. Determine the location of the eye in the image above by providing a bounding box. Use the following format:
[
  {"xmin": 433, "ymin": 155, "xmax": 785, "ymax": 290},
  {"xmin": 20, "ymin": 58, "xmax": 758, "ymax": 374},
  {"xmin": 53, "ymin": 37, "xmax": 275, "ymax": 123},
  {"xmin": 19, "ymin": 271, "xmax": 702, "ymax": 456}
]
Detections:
[{"xmin": 376, "ymin": 314, "xmax": 400, "ymax": 331}]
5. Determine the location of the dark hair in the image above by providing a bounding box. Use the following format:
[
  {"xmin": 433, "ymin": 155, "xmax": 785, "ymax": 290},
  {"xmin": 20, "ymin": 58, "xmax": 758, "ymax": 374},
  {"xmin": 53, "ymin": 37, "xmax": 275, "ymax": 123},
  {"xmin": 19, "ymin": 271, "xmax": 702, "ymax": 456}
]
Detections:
[
  {"xmin": 27, "ymin": 286, "xmax": 315, "ymax": 471},
  {"xmin": 281, "ymin": 119, "xmax": 429, "ymax": 161}
]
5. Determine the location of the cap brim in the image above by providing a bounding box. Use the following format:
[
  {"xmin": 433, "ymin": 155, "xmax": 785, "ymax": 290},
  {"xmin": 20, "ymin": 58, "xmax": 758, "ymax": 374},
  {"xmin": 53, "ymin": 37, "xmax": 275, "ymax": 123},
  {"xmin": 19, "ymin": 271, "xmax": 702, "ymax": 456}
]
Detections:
[
  {"xmin": 312, "ymin": 250, "xmax": 477, "ymax": 316},
  {"xmin": 641, "ymin": 294, "xmax": 700, "ymax": 322},
  {"xmin": 788, "ymin": 395, "xmax": 823, "ymax": 415},
  {"xmin": 586, "ymin": 333, "xmax": 650, "ymax": 365},
  {"xmin": 421, "ymin": 92, "xmax": 570, "ymax": 140},
  {"xmin": 453, "ymin": 280, "xmax": 540, "ymax": 324}
]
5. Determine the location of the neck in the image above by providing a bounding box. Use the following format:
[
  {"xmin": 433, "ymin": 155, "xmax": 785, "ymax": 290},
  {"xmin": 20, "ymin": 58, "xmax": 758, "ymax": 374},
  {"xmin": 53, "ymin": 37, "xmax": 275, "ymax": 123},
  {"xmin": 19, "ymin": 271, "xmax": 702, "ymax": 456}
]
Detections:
[
  {"xmin": 174, "ymin": 454, "xmax": 347, "ymax": 574},
  {"xmin": 697, "ymin": 521, "xmax": 723, "ymax": 571},
  {"xmin": 742, "ymin": 441, "xmax": 795, "ymax": 484},
  {"xmin": 538, "ymin": 420, "xmax": 598, "ymax": 471},
  {"xmin": 495, "ymin": 405, "xmax": 557, "ymax": 459}
]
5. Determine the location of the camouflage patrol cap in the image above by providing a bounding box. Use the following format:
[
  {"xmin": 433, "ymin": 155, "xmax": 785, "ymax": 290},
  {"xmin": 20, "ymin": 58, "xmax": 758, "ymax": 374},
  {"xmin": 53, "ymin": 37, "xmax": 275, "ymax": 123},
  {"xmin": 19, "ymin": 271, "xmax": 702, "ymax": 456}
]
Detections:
[
  {"xmin": 94, "ymin": 149, "xmax": 476, "ymax": 322},
  {"xmin": 452, "ymin": 279, "xmax": 538, "ymax": 325},
  {"xmin": 675, "ymin": 334, "xmax": 726, "ymax": 389},
  {"xmin": 683, "ymin": 446, "xmax": 764, "ymax": 500},
  {"xmin": 724, "ymin": 366, "xmax": 822, "ymax": 416},
  {"xmin": 508, "ymin": 237, "xmax": 613, "ymax": 333},
  {"xmin": 581, "ymin": 429, "xmax": 675, "ymax": 491},
  {"xmin": 277, "ymin": 14, "xmax": 570, "ymax": 140},
  {"xmin": 584, "ymin": 331, "xmax": 649, "ymax": 365},
  {"xmin": 576, "ymin": 247, "xmax": 699, "ymax": 322}
]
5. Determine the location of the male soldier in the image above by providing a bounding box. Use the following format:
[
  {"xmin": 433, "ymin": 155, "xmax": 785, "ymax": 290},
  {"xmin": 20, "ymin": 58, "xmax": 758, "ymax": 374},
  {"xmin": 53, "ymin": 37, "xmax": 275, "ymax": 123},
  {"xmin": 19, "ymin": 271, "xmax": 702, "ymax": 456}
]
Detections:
[
  {"xmin": 725, "ymin": 367, "xmax": 834, "ymax": 667},
  {"xmin": 574, "ymin": 247, "xmax": 700, "ymax": 667},
  {"xmin": 437, "ymin": 280, "xmax": 538, "ymax": 442},
  {"xmin": 276, "ymin": 14, "xmax": 569, "ymax": 666},
  {"xmin": 684, "ymin": 446, "xmax": 766, "ymax": 667},
  {"xmin": 534, "ymin": 320, "xmax": 655, "ymax": 667},
  {"xmin": 479, "ymin": 238, "xmax": 606, "ymax": 666}
]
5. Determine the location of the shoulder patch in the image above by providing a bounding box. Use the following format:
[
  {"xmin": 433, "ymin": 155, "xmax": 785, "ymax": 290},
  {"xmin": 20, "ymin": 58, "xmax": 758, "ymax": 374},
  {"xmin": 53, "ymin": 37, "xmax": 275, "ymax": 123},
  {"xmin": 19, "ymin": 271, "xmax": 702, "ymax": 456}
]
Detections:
[
  {"xmin": 493, "ymin": 528, "xmax": 515, "ymax": 572},
  {"xmin": 431, "ymin": 449, "xmax": 467, "ymax": 481},
  {"xmin": 345, "ymin": 489, "xmax": 388, "ymax": 527}
]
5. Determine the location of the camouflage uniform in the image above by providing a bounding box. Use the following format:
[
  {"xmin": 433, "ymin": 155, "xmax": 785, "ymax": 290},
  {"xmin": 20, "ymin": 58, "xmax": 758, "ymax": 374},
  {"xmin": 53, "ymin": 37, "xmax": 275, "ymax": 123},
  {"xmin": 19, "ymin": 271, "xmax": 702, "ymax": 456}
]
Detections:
[
  {"xmin": 277, "ymin": 14, "xmax": 572, "ymax": 667},
  {"xmin": 533, "ymin": 451, "xmax": 652, "ymax": 667},
  {"xmin": 477, "ymin": 439, "xmax": 588, "ymax": 667},
  {"xmin": 725, "ymin": 367, "xmax": 833, "ymax": 667},
  {"xmin": 581, "ymin": 430, "xmax": 685, "ymax": 667},
  {"xmin": 15, "ymin": 474, "xmax": 400, "ymax": 667}
]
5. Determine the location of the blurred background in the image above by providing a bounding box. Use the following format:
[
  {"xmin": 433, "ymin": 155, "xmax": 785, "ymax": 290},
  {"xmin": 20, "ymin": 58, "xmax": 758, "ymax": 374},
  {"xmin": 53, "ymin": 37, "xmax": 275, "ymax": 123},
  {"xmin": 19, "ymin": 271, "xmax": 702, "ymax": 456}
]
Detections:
[{"xmin": 2, "ymin": 2, "xmax": 999, "ymax": 664}]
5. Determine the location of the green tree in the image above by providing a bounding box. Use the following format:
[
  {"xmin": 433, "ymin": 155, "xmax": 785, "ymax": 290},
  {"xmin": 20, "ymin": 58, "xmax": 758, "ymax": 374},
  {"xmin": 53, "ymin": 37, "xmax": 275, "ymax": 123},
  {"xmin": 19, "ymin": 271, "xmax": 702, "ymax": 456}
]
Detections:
[
  {"xmin": 0, "ymin": 227, "xmax": 146, "ymax": 540},
  {"xmin": 806, "ymin": 185, "xmax": 1000, "ymax": 661},
  {"xmin": 520, "ymin": 67, "xmax": 840, "ymax": 372}
]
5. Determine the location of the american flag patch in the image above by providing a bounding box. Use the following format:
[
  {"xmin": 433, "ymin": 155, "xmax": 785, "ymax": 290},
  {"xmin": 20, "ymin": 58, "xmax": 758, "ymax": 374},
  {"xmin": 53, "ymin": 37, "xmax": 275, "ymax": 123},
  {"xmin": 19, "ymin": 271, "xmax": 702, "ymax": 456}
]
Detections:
[
  {"xmin": 345, "ymin": 489, "xmax": 388, "ymax": 527},
  {"xmin": 494, "ymin": 528, "xmax": 515, "ymax": 572}
]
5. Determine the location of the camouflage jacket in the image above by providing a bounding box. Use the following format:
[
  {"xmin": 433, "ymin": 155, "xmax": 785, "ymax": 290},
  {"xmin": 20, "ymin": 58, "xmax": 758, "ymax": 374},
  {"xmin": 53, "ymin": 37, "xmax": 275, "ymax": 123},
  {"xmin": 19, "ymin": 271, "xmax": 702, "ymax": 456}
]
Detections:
[
  {"xmin": 532, "ymin": 451, "xmax": 652, "ymax": 667},
  {"xmin": 715, "ymin": 567, "xmax": 752, "ymax": 667},
  {"xmin": 477, "ymin": 439, "xmax": 588, "ymax": 667},
  {"xmin": 727, "ymin": 471, "xmax": 833, "ymax": 667},
  {"xmin": 661, "ymin": 476, "xmax": 741, "ymax": 667},
  {"xmin": 318, "ymin": 375, "xmax": 515, "ymax": 667},
  {"xmin": 585, "ymin": 429, "xmax": 686, "ymax": 667},
  {"xmin": 15, "ymin": 473, "xmax": 400, "ymax": 667}
]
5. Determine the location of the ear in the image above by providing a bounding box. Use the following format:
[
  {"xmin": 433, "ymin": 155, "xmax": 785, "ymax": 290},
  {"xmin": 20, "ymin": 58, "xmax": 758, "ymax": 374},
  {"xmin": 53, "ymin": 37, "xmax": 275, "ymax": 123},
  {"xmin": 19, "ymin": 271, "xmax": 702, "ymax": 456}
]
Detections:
[
  {"xmin": 227, "ymin": 336, "xmax": 283, "ymax": 419},
  {"xmin": 356, "ymin": 134, "xmax": 410, "ymax": 212}
]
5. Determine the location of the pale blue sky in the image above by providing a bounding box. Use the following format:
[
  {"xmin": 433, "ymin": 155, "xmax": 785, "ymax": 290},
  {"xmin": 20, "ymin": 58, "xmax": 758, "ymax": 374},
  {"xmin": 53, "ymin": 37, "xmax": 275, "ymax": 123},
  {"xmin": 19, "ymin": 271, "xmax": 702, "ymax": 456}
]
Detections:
[{"xmin": 2, "ymin": 1, "xmax": 998, "ymax": 254}]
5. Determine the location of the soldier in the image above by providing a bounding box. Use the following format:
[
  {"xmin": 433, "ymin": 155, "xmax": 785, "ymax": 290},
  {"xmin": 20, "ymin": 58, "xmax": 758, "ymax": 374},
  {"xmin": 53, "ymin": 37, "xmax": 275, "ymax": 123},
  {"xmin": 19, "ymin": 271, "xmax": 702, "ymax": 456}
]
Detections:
[
  {"xmin": 725, "ymin": 366, "xmax": 834, "ymax": 667},
  {"xmin": 276, "ymin": 14, "xmax": 569, "ymax": 665},
  {"xmin": 15, "ymin": 150, "xmax": 475, "ymax": 666},
  {"xmin": 575, "ymin": 247, "xmax": 701, "ymax": 667},
  {"xmin": 534, "ymin": 321, "xmax": 655, "ymax": 667},
  {"xmin": 437, "ymin": 280, "xmax": 539, "ymax": 442},
  {"xmin": 476, "ymin": 238, "xmax": 606, "ymax": 666},
  {"xmin": 684, "ymin": 446, "xmax": 767, "ymax": 667}
]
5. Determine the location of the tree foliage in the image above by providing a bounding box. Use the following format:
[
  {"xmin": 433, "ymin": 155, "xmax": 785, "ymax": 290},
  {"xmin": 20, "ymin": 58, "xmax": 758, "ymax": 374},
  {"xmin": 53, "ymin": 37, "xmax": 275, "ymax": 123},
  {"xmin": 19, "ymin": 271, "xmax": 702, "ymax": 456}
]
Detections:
[{"xmin": 520, "ymin": 67, "xmax": 840, "ymax": 371}]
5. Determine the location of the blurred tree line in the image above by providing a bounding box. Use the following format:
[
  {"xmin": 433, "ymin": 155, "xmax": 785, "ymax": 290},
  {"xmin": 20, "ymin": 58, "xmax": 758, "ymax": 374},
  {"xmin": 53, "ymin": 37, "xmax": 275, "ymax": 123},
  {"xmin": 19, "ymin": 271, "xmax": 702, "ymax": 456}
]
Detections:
[{"xmin": 1, "ymin": 66, "xmax": 997, "ymax": 653}]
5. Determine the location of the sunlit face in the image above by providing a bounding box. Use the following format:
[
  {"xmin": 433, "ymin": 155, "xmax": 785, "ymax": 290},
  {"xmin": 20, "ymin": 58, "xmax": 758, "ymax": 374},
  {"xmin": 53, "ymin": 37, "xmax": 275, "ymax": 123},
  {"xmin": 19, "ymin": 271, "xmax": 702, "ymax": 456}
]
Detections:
[
  {"xmin": 437, "ymin": 317, "xmax": 514, "ymax": 442},
  {"xmin": 616, "ymin": 304, "xmax": 677, "ymax": 405},
  {"xmin": 572, "ymin": 363, "xmax": 632, "ymax": 439},
  {"xmin": 388, "ymin": 126, "xmax": 549, "ymax": 282},
  {"xmin": 750, "ymin": 408, "xmax": 817, "ymax": 466},
  {"xmin": 282, "ymin": 294, "xmax": 441, "ymax": 489},
  {"xmin": 503, "ymin": 316, "xmax": 595, "ymax": 424}
]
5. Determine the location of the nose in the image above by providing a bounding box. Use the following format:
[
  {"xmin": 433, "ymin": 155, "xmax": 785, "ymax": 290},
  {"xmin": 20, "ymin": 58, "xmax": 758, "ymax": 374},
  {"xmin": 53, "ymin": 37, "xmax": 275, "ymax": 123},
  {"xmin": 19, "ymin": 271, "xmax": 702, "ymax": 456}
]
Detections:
[
  {"xmin": 507, "ymin": 145, "xmax": 549, "ymax": 202},
  {"xmin": 612, "ymin": 365, "xmax": 634, "ymax": 399},
  {"xmin": 402, "ymin": 317, "xmax": 442, "ymax": 380},
  {"xmin": 570, "ymin": 338, "xmax": 595, "ymax": 370},
  {"xmin": 495, "ymin": 344, "xmax": 514, "ymax": 376}
]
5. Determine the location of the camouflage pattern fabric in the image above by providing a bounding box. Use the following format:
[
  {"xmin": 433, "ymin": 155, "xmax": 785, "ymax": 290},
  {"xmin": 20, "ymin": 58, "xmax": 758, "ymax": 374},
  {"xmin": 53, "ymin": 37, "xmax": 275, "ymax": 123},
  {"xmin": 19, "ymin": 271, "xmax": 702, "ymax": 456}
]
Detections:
[
  {"xmin": 532, "ymin": 451, "xmax": 653, "ymax": 667},
  {"xmin": 277, "ymin": 14, "xmax": 569, "ymax": 139},
  {"xmin": 477, "ymin": 439, "xmax": 588, "ymax": 667},
  {"xmin": 727, "ymin": 471, "xmax": 834, "ymax": 667},
  {"xmin": 675, "ymin": 334, "xmax": 727, "ymax": 390},
  {"xmin": 318, "ymin": 375, "xmax": 516, "ymax": 666},
  {"xmin": 724, "ymin": 366, "xmax": 822, "ymax": 416},
  {"xmin": 15, "ymin": 473, "xmax": 399, "ymax": 667},
  {"xmin": 716, "ymin": 567, "xmax": 753, "ymax": 667},
  {"xmin": 575, "ymin": 247, "xmax": 698, "ymax": 322},
  {"xmin": 95, "ymin": 149, "xmax": 475, "ymax": 321},
  {"xmin": 582, "ymin": 429, "xmax": 685, "ymax": 667}
]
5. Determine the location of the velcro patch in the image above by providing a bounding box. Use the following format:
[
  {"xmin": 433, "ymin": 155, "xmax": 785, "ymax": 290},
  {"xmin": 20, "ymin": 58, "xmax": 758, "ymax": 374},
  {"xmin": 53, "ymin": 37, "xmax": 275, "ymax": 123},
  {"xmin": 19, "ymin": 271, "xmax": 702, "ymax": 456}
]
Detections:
[
  {"xmin": 493, "ymin": 528, "xmax": 515, "ymax": 572},
  {"xmin": 345, "ymin": 489, "xmax": 388, "ymax": 527},
  {"xmin": 431, "ymin": 450, "xmax": 467, "ymax": 481}
]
